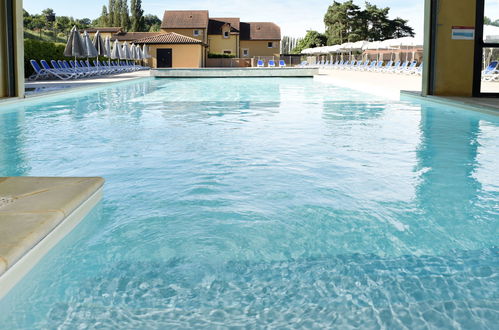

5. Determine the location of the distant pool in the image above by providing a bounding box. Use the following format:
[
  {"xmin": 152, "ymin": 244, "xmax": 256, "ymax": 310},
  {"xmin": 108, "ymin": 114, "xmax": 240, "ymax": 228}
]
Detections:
[{"xmin": 0, "ymin": 78, "xmax": 498, "ymax": 328}]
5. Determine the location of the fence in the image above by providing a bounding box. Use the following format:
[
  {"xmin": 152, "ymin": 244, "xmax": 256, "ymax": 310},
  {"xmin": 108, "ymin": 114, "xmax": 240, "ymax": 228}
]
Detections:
[
  {"xmin": 206, "ymin": 58, "xmax": 251, "ymax": 67},
  {"xmin": 205, "ymin": 56, "xmax": 303, "ymax": 68}
]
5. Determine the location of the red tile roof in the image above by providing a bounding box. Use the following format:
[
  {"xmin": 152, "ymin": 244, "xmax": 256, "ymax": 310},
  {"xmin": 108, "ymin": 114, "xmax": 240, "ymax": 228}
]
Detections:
[
  {"xmin": 112, "ymin": 32, "xmax": 162, "ymax": 41},
  {"xmin": 134, "ymin": 32, "xmax": 204, "ymax": 44},
  {"xmin": 161, "ymin": 10, "xmax": 209, "ymax": 29},
  {"xmin": 240, "ymin": 22, "xmax": 281, "ymax": 40},
  {"xmin": 83, "ymin": 27, "xmax": 123, "ymax": 33},
  {"xmin": 209, "ymin": 17, "xmax": 241, "ymax": 33}
]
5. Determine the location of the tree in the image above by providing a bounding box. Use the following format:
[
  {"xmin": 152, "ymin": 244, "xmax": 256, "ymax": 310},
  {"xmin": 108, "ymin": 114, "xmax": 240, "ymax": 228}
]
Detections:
[
  {"xmin": 293, "ymin": 30, "xmax": 327, "ymax": 53},
  {"xmin": 120, "ymin": 0, "xmax": 130, "ymax": 30},
  {"xmin": 364, "ymin": 2, "xmax": 390, "ymax": 41},
  {"xmin": 143, "ymin": 14, "xmax": 161, "ymax": 31},
  {"xmin": 324, "ymin": 1, "xmax": 363, "ymax": 45},
  {"xmin": 113, "ymin": 0, "xmax": 121, "ymax": 28},
  {"xmin": 75, "ymin": 18, "xmax": 91, "ymax": 29},
  {"xmin": 485, "ymin": 16, "xmax": 499, "ymax": 27},
  {"xmin": 323, "ymin": 1, "xmax": 414, "ymax": 44},
  {"xmin": 130, "ymin": 0, "xmax": 144, "ymax": 31},
  {"xmin": 31, "ymin": 16, "xmax": 45, "ymax": 39},
  {"xmin": 108, "ymin": 0, "xmax": 116, "ymax": 26},
  {"xmin": 388, "ymin": 17, "xmax": 414, "ymax": 39},
  {"xmin": 98, "ymin": 5, "xmax": 109, "ymax": 27},
  {"xmin": 55, "ymin": 16, "xmax": 72, "ymax": 37}
]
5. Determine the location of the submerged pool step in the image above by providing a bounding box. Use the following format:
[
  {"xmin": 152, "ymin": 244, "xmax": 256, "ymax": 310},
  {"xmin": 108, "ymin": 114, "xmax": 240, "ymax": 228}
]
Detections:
[{"xmin": 0, "ymin": 177, "xmax": 104, "ymax": 299}]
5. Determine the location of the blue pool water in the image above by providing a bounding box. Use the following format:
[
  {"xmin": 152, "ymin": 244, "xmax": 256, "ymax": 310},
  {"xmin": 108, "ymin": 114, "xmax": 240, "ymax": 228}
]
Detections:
[{"xmin": 0, "ymin": 78, "xmax": 498, "ymax": 328}]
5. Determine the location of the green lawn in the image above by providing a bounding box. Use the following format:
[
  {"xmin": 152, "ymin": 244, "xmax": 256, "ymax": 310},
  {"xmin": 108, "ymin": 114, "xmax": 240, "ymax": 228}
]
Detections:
[{"xmin": 24, "ymin": 29, "xmax": 67, "ymax": 43}]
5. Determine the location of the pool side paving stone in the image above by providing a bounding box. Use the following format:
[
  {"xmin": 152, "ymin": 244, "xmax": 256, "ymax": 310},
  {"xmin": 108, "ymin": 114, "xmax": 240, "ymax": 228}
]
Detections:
[{"xmin": 0, "ymin": 177, "xmax": 104, "ymax": 297}]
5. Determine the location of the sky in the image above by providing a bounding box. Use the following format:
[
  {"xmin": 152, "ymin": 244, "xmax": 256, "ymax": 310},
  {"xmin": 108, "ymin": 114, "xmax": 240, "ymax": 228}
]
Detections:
[{"xmin": 21, "ymin": 0, "xmax": 499, "ymax": 38}]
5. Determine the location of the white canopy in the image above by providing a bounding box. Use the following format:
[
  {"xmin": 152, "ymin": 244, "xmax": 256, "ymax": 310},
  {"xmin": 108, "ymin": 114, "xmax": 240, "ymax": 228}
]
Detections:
[
  {"xmin": 384, "ymin": 36, "xmax": 423, "ymax": 48},
  {"xmin": 484, "ymin": 24, "xmax": 499, "ymax": 43}
]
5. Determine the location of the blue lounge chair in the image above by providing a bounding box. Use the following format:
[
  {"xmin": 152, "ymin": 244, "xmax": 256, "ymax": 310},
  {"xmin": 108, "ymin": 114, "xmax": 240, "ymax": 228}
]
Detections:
[
  {"xmin": 364, "ymin": 61, "xmax": 377, "ymax": 71},
  {"xmin": 380, "ymin": 60, "xmax": 393, "ymax": 72},
  {"xmin": 402, "ymin": 61, "xmax": 418, "ymax": 74},
  {"xmin": 39, "ymin": 60, "xmax": 75, "ymax": 80},
  {"xmin": 370, "ymin": 61, "xmax": 384, "ymax": 72},
  {"xmin": 340, "ymin": 61, "xmax": 350, "ymax": 70},
  {"xmin": 268, "ymin": 60, "xmax": 276, "ymax": 67},
  {"xmin": 279, "ymin": 60, "xmax": 286, "ymax": 67},
  {"xmin": 395, "ymin": 61, "xmax": 410, "ymax": 74},
  {"xmin": 482, "ymin": 61, "xmax": 498, "ymax": 81},
  {"xmin": 387, "ymin": 61, "xmax": 401, "ymax": 73},
  {"xmin": 51, "ymin": 60, "xmax": 84, "ymax": 78},
  {"xmin": 257, "ymin": 60, "xmax": 265, "ymax": 67},
  {"xmin": 28, "ymin": 60, "xmax": 50, "ymax": 80}
]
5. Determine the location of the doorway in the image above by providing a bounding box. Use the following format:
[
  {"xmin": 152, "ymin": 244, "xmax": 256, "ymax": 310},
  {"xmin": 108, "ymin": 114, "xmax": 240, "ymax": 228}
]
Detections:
[{"xmin": 157, "ymin": 48, "xmax": 173, "ymax": 68}]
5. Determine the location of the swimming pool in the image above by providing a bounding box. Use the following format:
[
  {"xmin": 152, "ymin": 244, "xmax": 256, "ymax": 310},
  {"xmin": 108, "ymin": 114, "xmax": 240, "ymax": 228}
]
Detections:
[{"xmin": 0, "ymin": 78, "xmax": 498, "ymax": 328}]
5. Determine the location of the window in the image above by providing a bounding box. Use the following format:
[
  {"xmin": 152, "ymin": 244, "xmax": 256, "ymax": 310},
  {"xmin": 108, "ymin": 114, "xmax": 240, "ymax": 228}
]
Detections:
[
  {"xmin": 268, "ymin": 42, "xmax": 273, "ymax": 48},
  {"xmin": 223, "ymin": 50, "xmax": 232, "ymax": 54},
  {"xmin": 223, "ymin": 31, "xmax": 230, "ymax": 38},
  {"xmin": 193, "ymin": 29, "xmax": 201, "ymax": 36},
  {"xmin": 242, "ymin": 49, "xmax": 249, "ymax": 57}
]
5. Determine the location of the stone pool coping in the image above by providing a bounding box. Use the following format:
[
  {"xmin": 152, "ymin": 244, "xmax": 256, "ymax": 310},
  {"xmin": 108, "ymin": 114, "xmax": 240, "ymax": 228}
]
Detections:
[
  {"xmin": 0, "ymin": 177, "xmax": 104, "ymax": 299},
  {"xmin": 401, "ymin": 91, "xmax": 499, "ymax": 116},
  {"xmin": 151, "ymin": 67, "xmax": 319, "ymax": 78}
]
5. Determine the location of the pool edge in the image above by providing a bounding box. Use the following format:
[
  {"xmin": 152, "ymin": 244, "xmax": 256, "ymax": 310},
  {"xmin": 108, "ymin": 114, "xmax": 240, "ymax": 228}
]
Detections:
[
  {"xmin": 0, "ymin": 186, "xmax": 103, "ymax": 300},
  {"xmin": 400, "ymin": 90, "xmax": 499, "ymax": 116}
]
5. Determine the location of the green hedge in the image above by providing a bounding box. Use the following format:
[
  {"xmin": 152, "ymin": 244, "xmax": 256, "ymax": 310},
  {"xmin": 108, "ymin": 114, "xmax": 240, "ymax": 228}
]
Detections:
[
  {"xmin": 24, "ymin": 39, "xmax": 67, "ymax": 78},
  {"xmin": 208, "ymin": 53, "xmax": 236, "ymax": 58}
]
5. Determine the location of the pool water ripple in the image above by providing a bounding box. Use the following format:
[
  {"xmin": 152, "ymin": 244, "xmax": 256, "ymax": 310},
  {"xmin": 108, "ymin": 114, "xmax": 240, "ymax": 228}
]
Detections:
[{"xmin": 0, "ymin": 78, "xmax": 498, "ymax": 328}]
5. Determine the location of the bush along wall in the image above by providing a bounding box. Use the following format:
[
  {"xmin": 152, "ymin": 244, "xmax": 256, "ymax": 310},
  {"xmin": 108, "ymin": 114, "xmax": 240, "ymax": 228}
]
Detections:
[
  {"xmin": 208, "ymin": 53, "xmax": 236, "ymax": 58},
  {"xmin": 24, "ymin": 39, "xmax": 67, "ymax": 78}
]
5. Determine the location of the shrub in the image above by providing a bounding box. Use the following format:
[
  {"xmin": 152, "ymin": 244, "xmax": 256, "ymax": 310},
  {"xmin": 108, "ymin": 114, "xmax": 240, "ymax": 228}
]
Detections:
[
  {"xmin": 208, "ymin": 53, "xmax": 236, "ymax": 58},
  {"xmin": 24, "ymin": 39, "xmax": 67, "ymax": 77}
]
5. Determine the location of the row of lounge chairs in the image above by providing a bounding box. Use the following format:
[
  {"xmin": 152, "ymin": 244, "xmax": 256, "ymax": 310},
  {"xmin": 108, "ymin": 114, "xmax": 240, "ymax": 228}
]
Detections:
[
  {"xmin": 256, "ymin": 60, "xmax": 287, "ymax": 68},
  {"xmin": 29, "ymin": 59, "xmax": 149, "ymax": 80},
  {"xmin": 482, "ymin": 61, "xmax": 499, "ymax": 81},
  {"xmin": 300, "ymin": 60, "xmax": 423, "ymax": 75}
]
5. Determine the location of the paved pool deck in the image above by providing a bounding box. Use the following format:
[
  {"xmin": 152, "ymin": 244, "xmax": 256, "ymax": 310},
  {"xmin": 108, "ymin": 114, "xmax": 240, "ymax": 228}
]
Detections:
[
  {"xmin": 24, "ymin": 71, "xmax": 151, "ymax": 96},
  {"xmin": 317, "ymin": 67, "xmax": 499, "ymax": 115},
  {"xmin": 151, "ymin": 67, "xmax": 319, "ymax": 78},
  {"xmin": 0, "ymin": 177, "xmax": 104, "ymax": 299}
]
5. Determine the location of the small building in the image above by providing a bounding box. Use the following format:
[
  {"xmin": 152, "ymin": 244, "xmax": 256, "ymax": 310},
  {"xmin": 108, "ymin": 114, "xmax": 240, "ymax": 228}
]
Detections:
[
  {"xmin": 135, "ymin": 32, "xmax": 204, "ymax": 68},
  {"xmin": 160, "ymin": 10, "xmax": 209, "ymax": 66},
  {"xmin": 239, "ymin": 22, "xmax": 281, "ymax": 59},
  {"xmin": 160, "ymin": 10, "xmax": 281, "ymax": 66},
  {"xmin": 208, "ymin": 17, "xmax": 241, "ymax": 56}
]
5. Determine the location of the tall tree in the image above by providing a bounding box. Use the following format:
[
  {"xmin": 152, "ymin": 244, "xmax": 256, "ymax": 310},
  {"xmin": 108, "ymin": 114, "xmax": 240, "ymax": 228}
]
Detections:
[
  {"xmin": 113, "ymin": 0, "xmax": 121, "ymax": 28},
  {"xmin": 143, "ymin": 14, "xmax": 161, "ymax": 31},
  {"xmin": 55, "ymin": 16, "xmax": 71, "ymax": 37},
  {"xmin": 293, "ymin": 30, "xmax": 327, "ymax": 53},
  {"xmin": 108, "ymin": 0, "xmax": 115, "ymax": 26},
  {"xmin": 120, "ymin": 0, "xmax": 130, "ymax": 30},
  {"xmin": 324, "ymin": 1, "xmax": 363, "ymax": 45},
  {"xmin": 388, "ymin": 17, "xmax": 415, "ymax": 39},
  {"xmin": 485, "ymin": 16, "xmax": 499, "ymax": 27},
  {"xmin": 130, "ymin": 0, "xmax": 144, "ymax": 31},
  {"xmin": 98, "ymin": 5, "xmax": 109, "ymax": 27},
  {"xmin": 324, "ymin": 1, "xmax": 414, "ymax": 44}
]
